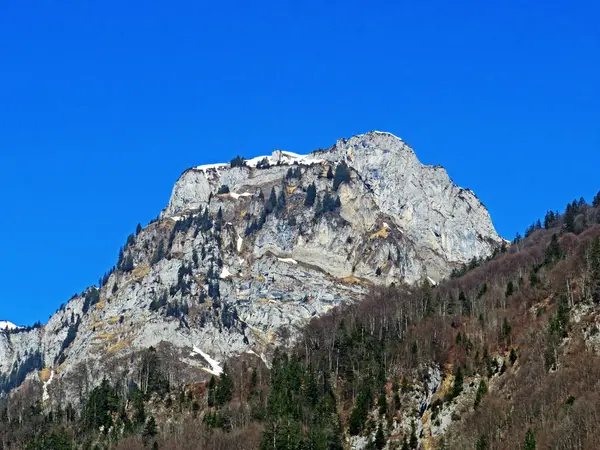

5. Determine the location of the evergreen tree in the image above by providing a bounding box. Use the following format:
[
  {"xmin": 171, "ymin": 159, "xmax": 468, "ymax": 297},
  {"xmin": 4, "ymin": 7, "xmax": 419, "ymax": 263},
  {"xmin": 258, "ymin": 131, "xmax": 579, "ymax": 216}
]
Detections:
[
  {"xmin": 230, "ymin": 155, "xmax": 246, "ymax": 167},
  {"xmin": 216, "ymin": 364, "xmax": 233, "ymax": 405},
  {"xmin": 26, "ymin": 428, "xmax": 72, "ymax": 450},
  {"xmin": 475, "ymin": 435, "xmax": 489, "ymax": 450},
  {"xmin": 593, "ymin": 191, "xmax": 600, "ymax": 208},
  {"xmin": 348, "ymin": 384, "xmax": 371, "ymax": 435},
  {"xmin": 523, "ymin": 429, "xmax": 536, "ymax": 450},
  {"xmin": 143, "ymin": 416, "xmax": 158, "ymax": 440},
  {"xmin": 377, "ymin": 392, "xmax": 387, "ymax": 415},
  {"xmin": 473, "ymin": 380, "xmax": 488, "ymax": 409},
  {"xmin": 207, "ymin": 376, "xmax": 216, "ymax": 407},
  {"xmin": 452, "ymin": 366, "xmax": 463, "ymax": 398},
  {"xmin": 459, "ymin": 291, "xmax": 471, "ymax": 316},
  {"xmin": 564, "ymin": 202, "xmax": 576, "ymax": 233},
  {"xmin": 276, "ymin": 188, "xmax": 286, "ymax": 213},
  {"xmin": 409, "ymin": 422, "xmax": 418, "ymax": 449},
  {"xmin": 374, "ymin": 423, "xmax": 386, "ymax": 450},
  {"xmin": 333, "ymin": 162, "xmax": 350, "ymax": 190},
  {"xmin": 133, "ymin": 388, "xmax": 146, "ymax": 425},
  {"xmin": 326, "ymin": 166, "xmax": 333, "ymax": 180},
  {"xmin": 265, "ymin": 189, "xmax": 277, "ymax": 214},
  {"xmin": 509, "ymin": 348, "xmax": 518, "ymax": 364},
  {"xmin": 256, "ymin": 157, "xmax": 270, "ymax": 169},
  {"xmin": 136, "ymin": 223, "xmax": 142, "ymax": 235},
  {"xmin": 544, "ymin": 210, "xmax": 556, "ymax": 229},
  {"xmin": 305, "ymin": 183, "xmax": 317, "ymax": 207},
  {"xmin": 545, "ymin": 233, "xmax": 562, "ymax": 264}
]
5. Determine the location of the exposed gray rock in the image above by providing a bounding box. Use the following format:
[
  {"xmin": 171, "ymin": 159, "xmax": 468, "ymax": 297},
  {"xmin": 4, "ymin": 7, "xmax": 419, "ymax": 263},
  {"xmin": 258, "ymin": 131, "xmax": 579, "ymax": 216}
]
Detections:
[{"xmin": 0, "ymin": 131, "xmax": 502, "ymax": 403}]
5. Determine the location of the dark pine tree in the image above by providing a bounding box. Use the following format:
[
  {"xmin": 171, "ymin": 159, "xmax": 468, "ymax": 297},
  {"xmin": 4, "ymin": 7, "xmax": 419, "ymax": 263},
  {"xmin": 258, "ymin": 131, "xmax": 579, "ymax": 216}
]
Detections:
[{"xmin": 305, "ymin": 183, "xmax": 317, "ymax": 207}]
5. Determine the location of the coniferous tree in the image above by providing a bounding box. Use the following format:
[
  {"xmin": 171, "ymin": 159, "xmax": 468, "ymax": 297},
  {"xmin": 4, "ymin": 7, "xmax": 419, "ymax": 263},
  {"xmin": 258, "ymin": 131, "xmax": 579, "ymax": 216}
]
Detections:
[
  {"xmin": 143, "ymin": 416, "xmax": 158, "ymax": 440},
  {"xmin": 265, "ymin": 189, "xmax": 277, "ymax": 214},
  {"xmin": 509, "ymin": 348, "xmax": 518, "ymax": 364},
  {"xmin": 207, "ymin": 376, "xmax": 216, "ymax": 407},
  {"xmin": 333, "ymin": 162, "xmax": 350, "ymax": 190},
  {"xmin": 452, "ymin": 366, "xmax": 463, "ymax": 398},
  {"xmin": 459, "ymin": 291, "xmax": 471, "ymax": 316},
  {"xmin": 505, "ymin": 280, "xmax": 514, "ymax": 298},
  {"xmin": 374, "ymin": 423, "xmax": 386, "ymax": 450},
  {"xmin": 276, "ymin": 188, "xmax": 286, "ymax": 213},
  {"xmin": 349, "ymin": 384, "xmax": 372, "ymax": 435},
  {"xmin": 593, "ymin": 191, "xmax": 600, "ymax": 208},
  {"xmin": 229, "ymin": 155, "xmax": 246, "ymax": 167},
  {"xmin": 590, "ymin": 237, "xmax": 600, "ymax": 302},
  {"xmin": 545, "ymin": 233, "xmax": 562, "ymax": 264},
  {"xmin": 305, "ymin": 183, "xmax": 317, "ymax": 207},
  {"xmin": 216, "ymin": 364, "xmax": 233, "ymax": 406},
  {"xmin": 326, "ymin": 166, "xmax": 333, "ymax": 180},
  {"xmin": 523, "ymin": 429, "xmax": 536, "ymax": 450},
  {"xmin": 475, "ymin": 435, "xmax": 489, "ymax": 450},
  {"xmin": 256, "ymin": 157, "xmax": 270, "ymax": 169},
  {"xmin": 474, "ymin": 379, "xmax": 488, "ymax": 409},
  {"xmin": 409, "ymin": 422, "xmax": 418, "ymax": 449},
  {"xmin": 377, "ymin": 392, "xmax": 387, "ymax": 415},
  {"xmin": 564, "ymin": 201, "xmax": 576, "ymax": 233},
  {"xmin": 544, "ymin": 210, "xmax": 556, "ymax": 229}
]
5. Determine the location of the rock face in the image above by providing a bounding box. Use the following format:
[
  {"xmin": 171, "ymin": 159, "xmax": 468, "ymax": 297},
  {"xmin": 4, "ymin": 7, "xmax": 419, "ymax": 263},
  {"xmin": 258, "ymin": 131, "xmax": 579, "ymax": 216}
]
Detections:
[{"xmin": 0, "ymin": 131, "xmax": 502, "ymax": 401}]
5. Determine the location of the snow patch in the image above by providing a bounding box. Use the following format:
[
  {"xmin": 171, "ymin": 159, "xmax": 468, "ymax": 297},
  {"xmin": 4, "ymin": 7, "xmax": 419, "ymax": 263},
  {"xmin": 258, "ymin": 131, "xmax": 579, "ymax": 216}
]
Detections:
[
  {"xmin": 0, "ymin": 321, "xmax": 19, "ymax": 330},
  {"xmin": 372, "ymin": 130, "xmax": 403, "ymax": 141},
  {"xmin": 427, "ymin": 276, "xmax": 437, "ymax": 286},
  {"xmin": 42, "ymin": 369, "xmax": 54, "ymax": 402},
  {"xmin": 220, "ymin": 266, "xmax": 233, "ymax": 279},
  {"xmin": 237, "ymin": 236, "xmax": 243, "ymax": 252},
  {"xmin": 246, "ymin": 150, "xmax": 324, "ymax": 168},
  {"xmin": 278, "ymin": 257, "xmax": 298, "ymax": 265},
  {"xmin": 191, "ymin": 345, "xmax": 223, "ymax": 376},
  {"xmin": 195, "ymin": 163, "xmax": 228, "ymax": 172},
  {"xmin": 229, "ymin": 192, "xmax": 254, "ymax": 200}
]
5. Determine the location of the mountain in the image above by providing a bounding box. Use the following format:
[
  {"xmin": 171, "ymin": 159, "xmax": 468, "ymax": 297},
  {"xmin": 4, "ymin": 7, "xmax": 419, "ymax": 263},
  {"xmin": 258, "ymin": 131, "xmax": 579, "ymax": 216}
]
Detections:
[
  {"xmin": 0, "ymin": 131, "xmax": 510, "ymax": 449},
  {"xmin": 0, "ymin": 131, "xmax": 501, "ymax": 394}
]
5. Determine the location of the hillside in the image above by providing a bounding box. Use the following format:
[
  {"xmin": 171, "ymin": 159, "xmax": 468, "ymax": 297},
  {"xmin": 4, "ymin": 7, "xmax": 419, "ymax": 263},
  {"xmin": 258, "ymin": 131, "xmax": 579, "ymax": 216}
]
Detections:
[
  {"xmin": 3, "ymin": 190, "xmax": 600, "ymax": 449},
  {"xmin": 0, "ymin": 131, "xmax": 501, "ymax": 401},
  {"xmin": 0, "ymin": 130, "xmax": 549, "ymax": 450}
]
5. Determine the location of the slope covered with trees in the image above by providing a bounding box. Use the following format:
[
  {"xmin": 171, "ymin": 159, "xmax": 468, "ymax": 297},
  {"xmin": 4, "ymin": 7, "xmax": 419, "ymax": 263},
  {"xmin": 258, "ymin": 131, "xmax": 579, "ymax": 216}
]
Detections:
[{"xmin": 2, "ymin": 192, "xmax": 600, "ymax": 449}]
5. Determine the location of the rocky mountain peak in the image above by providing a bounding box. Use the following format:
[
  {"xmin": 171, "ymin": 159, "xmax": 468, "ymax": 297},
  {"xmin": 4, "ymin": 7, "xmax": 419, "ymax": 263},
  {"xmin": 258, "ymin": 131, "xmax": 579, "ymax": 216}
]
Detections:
[{"xmin": 0, "ymin": 130, "xmax": 503, "ymax": 403}]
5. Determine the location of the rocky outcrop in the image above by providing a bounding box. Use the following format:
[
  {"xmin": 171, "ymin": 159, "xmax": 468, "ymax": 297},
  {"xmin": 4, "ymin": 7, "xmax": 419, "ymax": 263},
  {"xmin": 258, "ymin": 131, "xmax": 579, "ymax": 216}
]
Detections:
[{"xmin": 0, "ymin": 131, "xmax": 502, "ymax": 402}]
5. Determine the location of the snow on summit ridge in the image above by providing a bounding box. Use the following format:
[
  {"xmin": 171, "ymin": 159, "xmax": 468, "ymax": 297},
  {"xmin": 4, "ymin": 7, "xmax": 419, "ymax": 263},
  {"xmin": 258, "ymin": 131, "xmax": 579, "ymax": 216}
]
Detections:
[{"xmin": 0, "ymin": 321, "xmax": 19, "ymax": 330}]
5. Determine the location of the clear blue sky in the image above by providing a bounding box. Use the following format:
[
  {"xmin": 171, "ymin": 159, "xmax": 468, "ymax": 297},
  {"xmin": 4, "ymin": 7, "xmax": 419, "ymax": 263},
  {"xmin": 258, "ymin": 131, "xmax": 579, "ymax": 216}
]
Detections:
[{"xmin": 1, "ymin": 0, "xmax": 598, "ymax": 325}]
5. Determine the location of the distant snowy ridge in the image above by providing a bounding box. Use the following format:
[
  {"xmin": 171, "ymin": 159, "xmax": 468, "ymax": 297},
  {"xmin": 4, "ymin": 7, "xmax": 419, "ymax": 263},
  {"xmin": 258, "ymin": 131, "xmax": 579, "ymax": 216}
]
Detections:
[
  {"xmin": 0, "ymin": 321, "xmax": 19, "ymax": 330},
  {"xmin": 195, "ymin": 149, "xmax": 324, "ymax": 172}
]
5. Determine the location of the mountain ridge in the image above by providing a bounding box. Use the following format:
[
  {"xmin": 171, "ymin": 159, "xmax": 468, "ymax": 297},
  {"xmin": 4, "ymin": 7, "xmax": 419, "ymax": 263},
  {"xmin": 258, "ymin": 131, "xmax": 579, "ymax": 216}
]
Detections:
[{"xmin": 0, "ymin": 131, "xmax": 502, "ymax": 409}]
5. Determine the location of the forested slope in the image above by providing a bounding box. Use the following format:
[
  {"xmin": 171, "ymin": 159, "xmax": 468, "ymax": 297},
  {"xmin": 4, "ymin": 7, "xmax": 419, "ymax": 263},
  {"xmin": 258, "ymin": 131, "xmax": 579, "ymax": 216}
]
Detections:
[{"xmin": 2, "ymin": 193, "xmax": 600, "ymax": 449}]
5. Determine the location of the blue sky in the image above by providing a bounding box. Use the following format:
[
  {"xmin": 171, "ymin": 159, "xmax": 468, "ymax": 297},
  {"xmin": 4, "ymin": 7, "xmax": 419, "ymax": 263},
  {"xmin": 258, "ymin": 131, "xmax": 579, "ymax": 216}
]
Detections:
[{"xmin": 1, "ymin": 0, "xmax": 598, "ymax": 325}]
